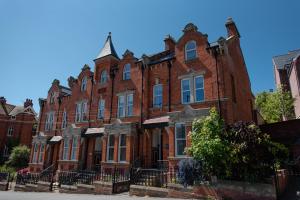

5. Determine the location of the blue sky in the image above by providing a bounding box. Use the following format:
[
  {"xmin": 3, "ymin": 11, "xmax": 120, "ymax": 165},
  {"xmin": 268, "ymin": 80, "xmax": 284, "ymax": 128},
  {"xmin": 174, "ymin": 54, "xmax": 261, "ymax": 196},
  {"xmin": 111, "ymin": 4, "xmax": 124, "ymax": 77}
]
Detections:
[{"xmin": 0, "ymin": 0, "xmax": 299, "ymax": 112}]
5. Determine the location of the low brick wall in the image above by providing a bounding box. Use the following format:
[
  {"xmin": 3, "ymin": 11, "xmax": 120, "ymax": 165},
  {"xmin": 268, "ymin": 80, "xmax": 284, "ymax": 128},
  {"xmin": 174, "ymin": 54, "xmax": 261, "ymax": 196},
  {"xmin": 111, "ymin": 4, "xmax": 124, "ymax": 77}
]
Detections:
[
  {"xmin": 77, "ymin": 184, "xmax": 95, "ymax": 194},
  {"xmin": 130, "ymin": 185, "xmax": 169, "ymax": 198},
  {"xmin": 130, "ymin": 181, "xmax": 276, "ymax": 200},
  {"xmin": 14, "ymin": 184, "xmax": 38, "ymax": 192},
  {"xmin": 36, "ymin": 181, "xmax": 52, "ymax": 192},
  {"xmin": 94, "ymin": 181, "xmax": 113, "ymax": 195},
  {"xmin": 0, "ymin": 182, "xmax": 9, "ymax": 191},
  {"xmin": 59, "ymin": 185, "xmax": 77, "ymax": 193}
]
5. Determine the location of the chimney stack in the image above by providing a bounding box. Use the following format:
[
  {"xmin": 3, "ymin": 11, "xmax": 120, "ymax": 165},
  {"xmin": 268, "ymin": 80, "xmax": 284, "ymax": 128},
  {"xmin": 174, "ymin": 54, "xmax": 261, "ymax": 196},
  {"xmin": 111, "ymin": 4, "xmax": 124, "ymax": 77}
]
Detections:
[
  {"xmin": 0, "ymin": 96, "xmax": 6, "ymax": 105},
  {"xmin": 24, "ymin": 99, "xmax": 33, "ymax": 108},
  {"xmin": 225, "ymin": 17, "xmax": 240, "ymax": 38},
  {"xmin": 164, "ymin": 35, "xmax": 176, "ymax": 51}
]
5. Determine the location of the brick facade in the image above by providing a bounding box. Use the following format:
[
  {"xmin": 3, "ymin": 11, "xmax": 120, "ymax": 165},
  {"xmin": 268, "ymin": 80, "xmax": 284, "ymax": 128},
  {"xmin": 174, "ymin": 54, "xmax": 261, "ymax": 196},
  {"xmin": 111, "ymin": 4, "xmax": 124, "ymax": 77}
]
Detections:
[
  {"xmin": 0, "ymin": 97, "xmax": 37, "ymax": 163},
  {"xmin": 29, "ymin": 18, "xmax": 254, "ymax": 173}
]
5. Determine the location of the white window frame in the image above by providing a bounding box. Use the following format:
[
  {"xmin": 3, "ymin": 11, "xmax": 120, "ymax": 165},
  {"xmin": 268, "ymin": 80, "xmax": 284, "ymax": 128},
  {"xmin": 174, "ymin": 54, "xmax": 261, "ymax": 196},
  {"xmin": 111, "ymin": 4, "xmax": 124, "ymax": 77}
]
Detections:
[
  {"xmin": 118, "ymin": 95, "xmax": 125, "ymax": 118},
  {"xmin": 98, "ymin": 99, "xmax": 105, "ymax": 119},
  {"xmin": 181, "ymin": 79, "xmax": 191, "ymax": 104},
  {"xmin": 194, "ymin": 76, "xmax": 205, "ymax": 102},
  {"xmin": 7, "ymin": 126, "xmax": 13, "ymax": 136},
  {"xmin": 38, "ymin": 144, "xmax": 45, "ymax": 163},
  {"xmin": 32, "ymin": 143, "xmax": 38, "ymax": 163},
  {"xmin": 175, "ymin": 123, "xmax": 186, "ymax": 157},
  {"xmin": 118, "ymin": 134, "xmax": 127, "ymax": 162},
  {"xmin": 71, "ymin": 137, "xmax": 78, "ymax": 160},
  {"xmin": 81, "ymin": 76, "xmax": 87, "ymax": 91},
  {"xmin": 107, "ymin": 134, "xmax": 115, "ymax": 162},
  {"xmin": 126, "ymin": 94, "xmax": 133, "ymax": 116},
  {"xmin": 45, "ymin": 112, "xmax": 55, "ymax": 131},
  {"xmin": 100, "ymin": 70, "xmax": 108, "ymax": 84},
  {"xmin": 62, "ymin": 139, "xmax": 69, "ymax": 160},
  {"xmin": 61, "ymin": 110, "xmax": 67, "ymax": 129},
  {"xmin": 153, "ymin": 84, "xmax": 163, "ymax": 108},
  {"xmin": 185, "ymin": 40, "xmax": 197, "ymax": 61},
  {"xmin": 75, "ymin": 101, "xmax": 88, "ymax": 122},
  {"xmin": 123, "ymin": 63, "xmax": 131, "ymax": 80}
]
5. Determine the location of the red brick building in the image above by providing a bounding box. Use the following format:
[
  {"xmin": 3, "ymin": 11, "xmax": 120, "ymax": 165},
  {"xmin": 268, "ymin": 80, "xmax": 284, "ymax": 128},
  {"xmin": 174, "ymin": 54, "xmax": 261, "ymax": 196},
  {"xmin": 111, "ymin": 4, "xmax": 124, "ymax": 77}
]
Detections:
[
  {"xmin": 29, "ymin": 18, "xmax": 254, "ymax": 173},
  {"xmin": 0, "ymin": 97, "xmax": 37, "ymax": 163},
  {"xmin": 273, "ymin": 49, "xmax": 300, "ymax": 119}
]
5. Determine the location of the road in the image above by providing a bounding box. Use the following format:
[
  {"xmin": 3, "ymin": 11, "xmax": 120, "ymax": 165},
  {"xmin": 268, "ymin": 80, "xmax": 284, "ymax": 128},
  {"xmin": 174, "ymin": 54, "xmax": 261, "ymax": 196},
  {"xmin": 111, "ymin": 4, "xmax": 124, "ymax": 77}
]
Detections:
[{"xmin": 0, "ymin": 191, "xmax": 186, "ymax": 200}]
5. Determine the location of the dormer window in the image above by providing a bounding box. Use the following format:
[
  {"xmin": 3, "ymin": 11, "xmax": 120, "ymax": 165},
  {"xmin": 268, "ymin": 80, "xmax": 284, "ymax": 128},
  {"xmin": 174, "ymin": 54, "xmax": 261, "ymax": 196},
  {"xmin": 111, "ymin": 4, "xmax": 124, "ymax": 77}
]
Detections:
[
  {"xmin": 185, "ymin": 40, "xmax": 197, "ymax": 61},
  {"xmin": 123, "ymin": 63, "xmax": 131, "ymax": 80},
  {"xmin": 81, "ymin": 76, "xmax": 87, "ymax": 91},
  {"xmin": 100, "ymin": 70, "xmax": 108, "ymax": 84}
]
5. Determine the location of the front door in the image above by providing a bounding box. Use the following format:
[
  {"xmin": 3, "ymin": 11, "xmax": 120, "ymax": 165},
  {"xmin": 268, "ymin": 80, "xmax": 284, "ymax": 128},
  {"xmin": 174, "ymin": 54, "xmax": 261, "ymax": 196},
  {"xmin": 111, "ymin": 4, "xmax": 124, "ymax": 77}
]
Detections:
[{"xmin": 151, "ymin": 129, "xmax": 162, "ymax": 168}]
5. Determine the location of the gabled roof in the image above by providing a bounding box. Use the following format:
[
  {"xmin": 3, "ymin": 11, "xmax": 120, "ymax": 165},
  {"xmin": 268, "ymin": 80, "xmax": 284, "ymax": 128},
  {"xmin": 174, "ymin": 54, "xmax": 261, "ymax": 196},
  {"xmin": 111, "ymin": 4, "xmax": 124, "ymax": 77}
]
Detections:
[
  {"xmin": 273, "ymin": 49, "xmax": 300, "ymax": 70},
  {"xmin": 95, "ymin": 32, "xmax": 119, "ymax": 60}
]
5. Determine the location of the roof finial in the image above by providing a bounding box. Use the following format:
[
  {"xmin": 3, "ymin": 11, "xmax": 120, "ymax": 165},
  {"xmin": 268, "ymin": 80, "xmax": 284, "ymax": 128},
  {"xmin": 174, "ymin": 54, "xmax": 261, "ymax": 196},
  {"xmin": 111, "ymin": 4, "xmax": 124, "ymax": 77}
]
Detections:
[{"xmin": 108, "ymin": 32, "xmax": 111, "ymax": 37}]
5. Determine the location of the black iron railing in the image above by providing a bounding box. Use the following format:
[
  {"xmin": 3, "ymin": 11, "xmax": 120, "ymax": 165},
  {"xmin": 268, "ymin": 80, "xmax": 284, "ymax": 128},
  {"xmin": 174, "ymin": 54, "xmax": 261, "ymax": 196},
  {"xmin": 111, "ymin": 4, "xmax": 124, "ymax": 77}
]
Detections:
[
  {"xmin": 95, "ymin": 167, "xmax": 130, "ymax": 183},
  {"xmin": 0, "ymin": 172, "xmax": 9, "ymax": 182},
  {"xmin": 16, "ymin": 173, "xmax": 40, "ymax": 185},
  {"xmin": 157, "ymin": 160, "xmax": 169, "ymax": 171},
  {"xmin": 58, "ymin": 171, "xmax": 78, "ymax": 186},
  {"xmin": 130, "ymin": 168, "xmax": 168, "ymax": 187}
]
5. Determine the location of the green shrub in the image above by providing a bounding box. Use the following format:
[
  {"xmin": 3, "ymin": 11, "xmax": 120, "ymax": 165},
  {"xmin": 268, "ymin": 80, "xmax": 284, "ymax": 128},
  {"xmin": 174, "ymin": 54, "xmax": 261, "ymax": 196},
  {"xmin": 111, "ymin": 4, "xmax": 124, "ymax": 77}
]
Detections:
[{"xmin": 5, "ymin": 145, "xmax": 30, "ymax": 170}]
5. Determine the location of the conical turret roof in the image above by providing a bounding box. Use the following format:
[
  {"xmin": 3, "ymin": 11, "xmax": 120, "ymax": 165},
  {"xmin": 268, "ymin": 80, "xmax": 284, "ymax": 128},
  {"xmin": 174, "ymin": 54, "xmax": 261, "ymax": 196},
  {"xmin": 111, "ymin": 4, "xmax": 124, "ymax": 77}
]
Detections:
[{"xmin": 95, "ymin": 32, "xmax": 119, "ymax": 60}]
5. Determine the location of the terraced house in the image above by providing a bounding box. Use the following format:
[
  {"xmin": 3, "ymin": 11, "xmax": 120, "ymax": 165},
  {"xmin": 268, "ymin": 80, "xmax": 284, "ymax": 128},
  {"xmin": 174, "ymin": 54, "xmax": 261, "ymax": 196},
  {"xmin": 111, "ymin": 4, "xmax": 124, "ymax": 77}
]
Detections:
[{"xmin": 29, "ymin": 18, "xmax": 254, "ymax": 173}]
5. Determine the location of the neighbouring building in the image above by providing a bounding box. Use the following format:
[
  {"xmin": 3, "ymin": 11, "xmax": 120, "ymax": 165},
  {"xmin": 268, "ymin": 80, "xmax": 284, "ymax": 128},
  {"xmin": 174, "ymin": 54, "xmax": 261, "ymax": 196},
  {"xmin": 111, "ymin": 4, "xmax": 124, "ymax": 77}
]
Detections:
[
  {"xmin": 273, "ymin": 49, "xmax": 300, "ymax": 119},
  {"xmin": 29, "ymin": 18, "xmax": 254, "ymax": 173},
  {"xmin": 0, "ymin": 97, "xmax": 37, "ymax": 163}
]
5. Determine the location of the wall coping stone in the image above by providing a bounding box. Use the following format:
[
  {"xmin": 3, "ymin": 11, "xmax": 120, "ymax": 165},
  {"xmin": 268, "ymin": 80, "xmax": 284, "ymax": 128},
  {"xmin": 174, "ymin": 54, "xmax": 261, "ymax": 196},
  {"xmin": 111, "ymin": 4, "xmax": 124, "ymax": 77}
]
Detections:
[
  {"xmin": 60, "ymin": 185, "xmax": 77, "ymax": 190},
  {"xmin": 130, "ymin": 185, "xmax": 169, "ymax": 193},
  {"xmin": 94, "ymin": 181, "xmax": 113, "ymax": 186},
  {"xmin": 77, "ymin": 184, "xmax": 95, "ymax": 189}
]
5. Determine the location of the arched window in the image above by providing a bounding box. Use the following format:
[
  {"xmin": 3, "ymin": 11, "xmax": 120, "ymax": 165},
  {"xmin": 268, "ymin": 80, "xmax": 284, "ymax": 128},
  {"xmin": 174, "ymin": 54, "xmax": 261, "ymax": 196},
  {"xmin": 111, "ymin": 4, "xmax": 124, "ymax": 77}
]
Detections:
[
  {"xmin": 81, "ymin": 76, "xmax": 87, "ymax": 91},
  {"xmin": 100, "ymin": 70, "xmax": 108, "ymax": 84},
  {"xmin": 185, "ymin": 40, "xmax": 197, "ymax": 60},
  {"xmin": 123, "ymin": 63, "xmax": 131, "ymax": 80}
]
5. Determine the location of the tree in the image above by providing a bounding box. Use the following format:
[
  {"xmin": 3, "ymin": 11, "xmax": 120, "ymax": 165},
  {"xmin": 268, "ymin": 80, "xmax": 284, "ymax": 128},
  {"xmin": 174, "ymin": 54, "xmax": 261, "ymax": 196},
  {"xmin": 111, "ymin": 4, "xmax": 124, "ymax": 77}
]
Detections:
[
  {"xmin": 224, "ymin": 121, "xmax": 288, "ymax": 182},
  {"xmin": 189, "ymin": 108, "xmax": 232, "ymax": 178},
  {"xmin": 189, "ymin": 108, "xmax": 289, "ymax": 182},
  {"xmin": 5, "ymin": 145, "xmax": 30, "ymax": 169},
  {"xmin": 256, "ymin": 87, "xmax": 295, "ymax": 123}
]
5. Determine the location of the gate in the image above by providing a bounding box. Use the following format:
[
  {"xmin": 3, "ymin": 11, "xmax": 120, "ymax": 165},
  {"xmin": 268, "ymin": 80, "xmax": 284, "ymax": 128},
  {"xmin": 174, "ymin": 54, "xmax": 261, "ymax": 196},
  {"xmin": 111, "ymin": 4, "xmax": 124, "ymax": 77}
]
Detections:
[{"xmin": 278, "ymin": 169, "xmax": 300, "ymax": 200}]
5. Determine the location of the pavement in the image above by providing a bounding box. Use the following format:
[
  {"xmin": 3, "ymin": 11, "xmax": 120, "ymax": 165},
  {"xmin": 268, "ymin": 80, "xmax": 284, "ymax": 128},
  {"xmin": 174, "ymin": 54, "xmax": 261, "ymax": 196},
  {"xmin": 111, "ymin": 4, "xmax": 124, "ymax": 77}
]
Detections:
[{"xmin": 0, "ymin": 191, "xmax": 187, "ymax": 200}]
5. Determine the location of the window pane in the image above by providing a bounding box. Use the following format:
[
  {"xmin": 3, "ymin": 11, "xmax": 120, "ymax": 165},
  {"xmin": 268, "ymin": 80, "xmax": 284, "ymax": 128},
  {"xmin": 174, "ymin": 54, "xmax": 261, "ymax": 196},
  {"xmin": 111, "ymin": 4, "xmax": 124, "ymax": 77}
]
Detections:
[
  {"xmin": 118, "ymin": 96, "xmax": 125, "ymax": 117},
  {"xmin": 176, "ymin": 124, "xmax": 186, "ymax": 139},
  {"xmin": 186, "ymin": 50, "xmax": 196, "ymax": 60},
  {"xmin": 101, "ymin": 70, "xmax": 107, "ymax": 83},
  {"xmin": 186, "ymin": 41, "xmax": 196, "ymax": 50},
  {"xmin": 176, "ymin": 140, "xmax": 186, "ymax": 156},
  {"xmin": 182, "ymin": 91, "xmax": 190, "ymax": 103},
  {"xmin": 127, "ymin": 94, "xmax": 133, "ymax": 116},
  {"xmin": 120, "ymin": 134, "xmax": 126, "ymax": 146},
  {"xmin": 123, "ymin": 64, "xmax": 131, "ymax": 80},
  {"xmin": 119, "ymin": 148, "xmax": 126, "ymax": 161},
  {"xmin": 153, "ymin": 85, "xmax": 163, "ymax": 107},
  {"xmin": 195, "ymin": 76, "xmax": 204, "ymax": 89},
  {"xmin": 195, "ymin": 89, "xmax": 204, "ymax": 102},
  {"xmin": 182, "ymin": 79, "xmax": 190, "ymax": 91},
  {"xmin": 109, "ymin": 135, "xmax": 115, "ymax": 146},
  {"xmin": 108, "ymin": 148, "xmax": 114, "ymax": 161}
]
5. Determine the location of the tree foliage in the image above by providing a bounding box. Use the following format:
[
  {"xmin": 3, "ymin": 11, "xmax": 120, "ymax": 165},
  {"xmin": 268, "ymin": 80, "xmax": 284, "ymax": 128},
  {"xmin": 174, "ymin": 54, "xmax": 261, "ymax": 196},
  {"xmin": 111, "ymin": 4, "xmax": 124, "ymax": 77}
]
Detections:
[
  {"xmin": 5, "ymin": 145, "xmax": 30, "ymax": 169},
  {"xmin": 189, "ymin": 108, "xmax": 288, "ymax": 182},
  {"xmin": 256, "ymin": 87, "xmax": 295, "ymax": 123}
]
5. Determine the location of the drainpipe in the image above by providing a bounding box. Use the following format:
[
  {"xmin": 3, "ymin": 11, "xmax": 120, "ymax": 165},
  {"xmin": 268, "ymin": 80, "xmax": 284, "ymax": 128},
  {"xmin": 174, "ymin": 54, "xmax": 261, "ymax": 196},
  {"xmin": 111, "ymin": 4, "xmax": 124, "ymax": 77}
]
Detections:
[
  {"xmin": 167, "ymin": 61, "xmax": 172, "ymax": 112},
  {"xmin": 54, "ymin": 97, "xmax": 62, "ymax": 136},
  {"xmin": 88, "ymin": 74, "xmax": 94, "ymax": 128},
  {"xmin": 109, "ymin": 66, "xmax": 116, "ymax": 123}
]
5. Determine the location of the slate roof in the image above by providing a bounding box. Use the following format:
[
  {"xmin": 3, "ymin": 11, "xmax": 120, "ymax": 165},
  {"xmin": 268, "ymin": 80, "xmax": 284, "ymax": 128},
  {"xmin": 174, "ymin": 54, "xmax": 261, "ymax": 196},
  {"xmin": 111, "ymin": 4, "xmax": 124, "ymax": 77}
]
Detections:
[
  {"xmin": 273, "ymin": 49, "xmax": 300, "ymax": 70},
  {"xmin": 95, "ymin": 32, "xmax": 119, "ymax": 60},
  {"xmin": 0, "ymin": 102, "xmax": 36, "ymax": 116}
]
